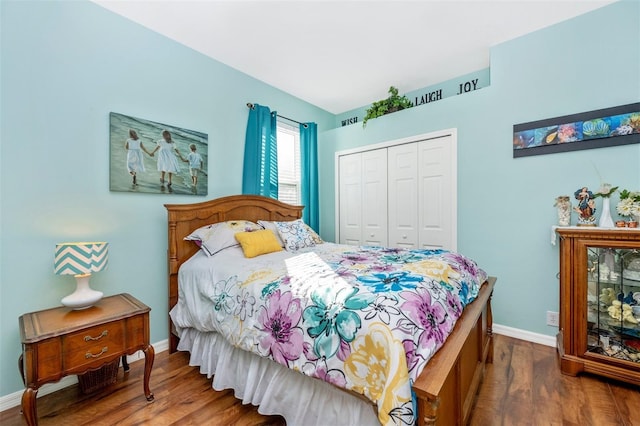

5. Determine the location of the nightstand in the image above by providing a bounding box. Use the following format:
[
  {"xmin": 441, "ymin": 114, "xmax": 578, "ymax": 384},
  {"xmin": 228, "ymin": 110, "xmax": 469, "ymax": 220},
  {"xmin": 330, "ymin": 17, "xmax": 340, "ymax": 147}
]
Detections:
[{"xmin": 18, "ymin": 293, "xmax": 154, "ymax": 426}]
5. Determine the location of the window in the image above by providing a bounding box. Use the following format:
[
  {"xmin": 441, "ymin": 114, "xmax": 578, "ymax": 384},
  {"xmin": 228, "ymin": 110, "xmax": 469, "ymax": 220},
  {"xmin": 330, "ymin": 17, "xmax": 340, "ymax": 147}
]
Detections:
[{"xmin": 276, "ymin": 121, "xmax": 301, "ymax": 205}]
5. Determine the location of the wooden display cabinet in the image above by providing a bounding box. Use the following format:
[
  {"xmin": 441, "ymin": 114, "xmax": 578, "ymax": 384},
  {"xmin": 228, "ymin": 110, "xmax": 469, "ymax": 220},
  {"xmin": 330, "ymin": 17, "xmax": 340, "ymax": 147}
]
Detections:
[{"xmin": 556, "ymin": 227, "xmax": 640, "ymax": 386}]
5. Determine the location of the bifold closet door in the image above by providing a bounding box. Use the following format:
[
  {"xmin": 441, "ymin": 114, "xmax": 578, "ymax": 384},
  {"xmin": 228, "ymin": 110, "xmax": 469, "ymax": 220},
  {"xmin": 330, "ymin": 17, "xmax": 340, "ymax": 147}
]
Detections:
[
  {"xmin": 338, "ymin": 132, "xmax": 455, "ymax": 250},
  {"xmin": 388, "ymin": 143, "xmax": 419, "ymax": 248},
  {"xmin": 388, "ymin": 136, "xmax": 454, "ymax": 250},
  {"xmin": 338, "ymin": 149, "xmax": 388, "ymax": 246},
  {"xmin": 418, "ymin": 135, "xmax": 454, "ymax": 249},
  {"xmin": 338, "ymin": 153, "xmax": 362, "ymax": 245},
  {"xmin": 361, "ymin": 149, "xmax": 387, "ymax": 246}
]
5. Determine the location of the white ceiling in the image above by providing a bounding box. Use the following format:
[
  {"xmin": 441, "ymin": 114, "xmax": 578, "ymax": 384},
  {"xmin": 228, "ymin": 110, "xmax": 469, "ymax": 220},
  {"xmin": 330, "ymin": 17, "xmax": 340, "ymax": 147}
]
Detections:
[{"xmin": 93, "ymin": 0, "xmax": 615, "ymax": 114}]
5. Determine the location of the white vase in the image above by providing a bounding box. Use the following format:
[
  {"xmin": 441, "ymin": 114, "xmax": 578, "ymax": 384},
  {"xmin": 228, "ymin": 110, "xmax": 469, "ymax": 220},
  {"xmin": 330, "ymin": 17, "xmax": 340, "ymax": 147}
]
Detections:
[{"xmin": 598, "ymin": 197, "xmax": 614, "ymax": 228}]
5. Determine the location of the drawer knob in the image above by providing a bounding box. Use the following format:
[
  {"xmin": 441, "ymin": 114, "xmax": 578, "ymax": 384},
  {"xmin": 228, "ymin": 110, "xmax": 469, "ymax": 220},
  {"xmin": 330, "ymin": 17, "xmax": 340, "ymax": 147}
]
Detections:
[
  {"xmin": 85, "ymin": 347, "xmax": 108, "ymax": 359},
  {"xmin": 84, "ymin": 330, "xmax": 108, "ymax": 342}
]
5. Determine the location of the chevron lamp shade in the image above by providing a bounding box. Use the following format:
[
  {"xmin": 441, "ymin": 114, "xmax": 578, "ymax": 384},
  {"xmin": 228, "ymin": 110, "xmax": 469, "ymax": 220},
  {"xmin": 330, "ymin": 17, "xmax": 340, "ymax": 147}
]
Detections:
[
  {"xmin": 54, "ymin": 242, "xmax": 108, "ymax": 309},
  {"xmin": 54, "ymin": 242, "xmax": 109, "ymax": 276}
]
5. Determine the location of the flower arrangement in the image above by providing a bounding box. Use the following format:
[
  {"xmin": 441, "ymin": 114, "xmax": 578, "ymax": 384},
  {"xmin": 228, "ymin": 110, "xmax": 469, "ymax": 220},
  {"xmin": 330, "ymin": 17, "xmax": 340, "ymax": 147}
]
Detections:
[
  {"xmin": 594, "ymin": 183, "xmax": 618, "ymax": 198},
  {"xmin": 617, "ymin": 189, "xmax": 640, "ymax": 218}
]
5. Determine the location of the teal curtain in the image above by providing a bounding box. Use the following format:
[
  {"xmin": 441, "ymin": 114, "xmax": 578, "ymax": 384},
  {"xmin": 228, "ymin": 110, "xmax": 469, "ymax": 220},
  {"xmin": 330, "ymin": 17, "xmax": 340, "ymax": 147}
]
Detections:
[
  {"xmin": 242, "ymin": 104, "xmax": 278, "ymax": 198},
  {"xmin": 300, "ymin": 122, "xmax": 319, "ymax": 231}
]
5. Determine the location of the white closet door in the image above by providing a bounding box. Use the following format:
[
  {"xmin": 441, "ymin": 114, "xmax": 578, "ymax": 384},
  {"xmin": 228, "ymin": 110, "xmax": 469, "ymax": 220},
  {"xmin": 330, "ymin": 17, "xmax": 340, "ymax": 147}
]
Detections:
[
  {"xmin": 388, "ymin": 143, "xmax": 418, "ymax": 248},
  {"xmin": 362, "ymin": 149, "xmax": 388, "ymax": 246},
  {"xmin": 418, "ymin": 136, "xmax": 454, "ymax": 250},
  {"xmin": 336, "ymin": 130, "xmax": 457, "ymax": 250},
  {"xmin": 338, "ymin": 153, "xmax": 363, "ymax": 245}
]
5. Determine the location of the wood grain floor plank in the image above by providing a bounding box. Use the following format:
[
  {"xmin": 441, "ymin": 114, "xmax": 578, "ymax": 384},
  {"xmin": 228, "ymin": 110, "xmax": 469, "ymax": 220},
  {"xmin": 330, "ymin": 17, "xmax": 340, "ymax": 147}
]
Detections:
[
  {"xmin": 608, "ymin": 381, "xmax": 640, "ymax": 426},
  {"xmin": 468, "ymin": 335, "xmax": 513, "ymax": 426},
  {"xmin": 500, "ymin": 339, "xmax": 534, "ymax": 426},
  {"xmin": 581, "ymin": 375, "xmax": 624, "ymax": 426},
  {"xmin": 531, "ymin": 342, "xmax": 563, "ymax": 426},
  {"xmin": 559, "ymin": 372, "xmax": 595, "ymax": 426}
]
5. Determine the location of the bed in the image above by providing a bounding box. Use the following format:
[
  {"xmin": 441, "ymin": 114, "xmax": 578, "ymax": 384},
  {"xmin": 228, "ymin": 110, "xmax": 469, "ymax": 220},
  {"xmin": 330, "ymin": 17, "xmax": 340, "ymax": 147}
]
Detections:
[{"xmin": 165, "ymin": 194, "xmax": 496, "ymax": 425}]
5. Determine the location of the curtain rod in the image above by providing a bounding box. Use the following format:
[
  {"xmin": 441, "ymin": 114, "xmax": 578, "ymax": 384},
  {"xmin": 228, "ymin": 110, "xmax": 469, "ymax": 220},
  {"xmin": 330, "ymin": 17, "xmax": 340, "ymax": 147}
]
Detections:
[{"xmin": 246, "ymin": 103, "xmax": 308, "ymax": 128}]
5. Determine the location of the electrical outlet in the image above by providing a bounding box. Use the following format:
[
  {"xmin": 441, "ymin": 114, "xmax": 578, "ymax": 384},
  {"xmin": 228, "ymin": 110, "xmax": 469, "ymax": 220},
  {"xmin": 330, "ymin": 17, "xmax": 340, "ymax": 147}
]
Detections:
[{"xmin": 546, "ymin": 311, "xmax": 559, "ymax": 327}]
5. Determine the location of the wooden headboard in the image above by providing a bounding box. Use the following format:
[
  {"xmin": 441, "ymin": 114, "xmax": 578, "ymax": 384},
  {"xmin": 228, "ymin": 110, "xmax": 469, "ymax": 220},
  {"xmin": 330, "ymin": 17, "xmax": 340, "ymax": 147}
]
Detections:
[{"xmin": 164, "ymin": 194, "xmax": 303, "ymax": 352}]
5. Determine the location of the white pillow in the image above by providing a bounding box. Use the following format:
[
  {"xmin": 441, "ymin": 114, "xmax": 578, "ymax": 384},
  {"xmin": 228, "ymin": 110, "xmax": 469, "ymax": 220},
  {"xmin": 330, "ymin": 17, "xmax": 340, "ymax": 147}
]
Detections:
[
  {"xmin": 259, "ymin": 219, "xmax": 324, "ymax": 249},
  {"xmin": 273, "ymin": 219, "xmax": 322, "ymax": 251},
  {"xmin": 185, "ymin": 220, "xmax": 262, "ymax": 256}
]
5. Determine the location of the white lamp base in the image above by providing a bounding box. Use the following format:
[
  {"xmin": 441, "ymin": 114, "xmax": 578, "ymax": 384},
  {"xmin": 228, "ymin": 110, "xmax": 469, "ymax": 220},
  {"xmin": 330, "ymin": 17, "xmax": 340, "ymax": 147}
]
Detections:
[{"xmin": 61, "ymin": 274, "xmax": 103, "ymax": 310}]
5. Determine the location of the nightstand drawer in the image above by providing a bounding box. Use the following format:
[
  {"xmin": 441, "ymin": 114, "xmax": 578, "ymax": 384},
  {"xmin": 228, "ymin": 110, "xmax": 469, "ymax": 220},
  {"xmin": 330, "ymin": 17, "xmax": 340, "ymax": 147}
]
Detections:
[{"xmin": 63, "ymin": 322, "xmax": 125, "ymax": 369}]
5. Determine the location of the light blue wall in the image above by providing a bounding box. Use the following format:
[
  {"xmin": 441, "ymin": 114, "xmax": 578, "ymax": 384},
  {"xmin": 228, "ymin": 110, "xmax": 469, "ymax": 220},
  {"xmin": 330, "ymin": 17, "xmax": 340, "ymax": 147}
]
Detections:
[
  {"xmin": 318, "ymin": 1, "xmax": 639, "ymax": 338},
  {"xmin": 0, "ymin": 0, "xmax": 333, "ymax": 396}
]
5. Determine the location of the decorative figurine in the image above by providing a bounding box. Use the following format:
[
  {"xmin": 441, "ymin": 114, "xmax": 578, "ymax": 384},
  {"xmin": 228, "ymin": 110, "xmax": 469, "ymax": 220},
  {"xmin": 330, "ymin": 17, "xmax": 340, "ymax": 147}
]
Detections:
[
  {"xmin": 607, "ymin": 300, "xmax": 622, "ymax": 320},
  {"xmin": 574, "ymin": 186, "xmax": 596, "ymax": 226},
  {"xmin": 606, "ymin": 300, "xmax": 639, "ymax": 324},
  {"xmin": 621, "ymin": 291, "xmax": 635, "ymax": 305},
  {"xmin": 599, "ymin": 287, "xmax": 617, "ymax": 305},
  {"xmin": 623, "ymin": 304, "xmax": 638, "ymax": 324},
  {"xmin": 554, "ymin": 195, "xmax": 571, "ymax": 226}
]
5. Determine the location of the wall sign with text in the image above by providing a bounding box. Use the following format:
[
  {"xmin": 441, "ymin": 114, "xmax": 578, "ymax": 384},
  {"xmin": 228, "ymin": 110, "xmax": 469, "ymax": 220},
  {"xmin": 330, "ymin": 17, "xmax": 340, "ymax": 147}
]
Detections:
[{"xmin": 336, "ymin": 69, "xmax": 490, "ymax": 128}]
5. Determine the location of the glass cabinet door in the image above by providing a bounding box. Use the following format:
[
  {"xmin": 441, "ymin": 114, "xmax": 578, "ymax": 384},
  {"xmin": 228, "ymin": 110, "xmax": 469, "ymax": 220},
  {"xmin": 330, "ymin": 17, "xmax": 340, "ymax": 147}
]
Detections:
[{"xmin": 586, "ymin": 247, "xmax": 640, "ymax": 364}]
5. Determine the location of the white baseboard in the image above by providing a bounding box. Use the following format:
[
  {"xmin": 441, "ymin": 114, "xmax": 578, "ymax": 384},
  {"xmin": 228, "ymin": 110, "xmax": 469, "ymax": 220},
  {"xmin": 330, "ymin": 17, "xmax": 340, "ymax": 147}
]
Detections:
[
  {"xmin": 493, "ymin": 323, "xmax": 557, "ymax": 347},
  {"xmin": 0, "ymin": 339, "xmax": 168, "ymax": 413}
]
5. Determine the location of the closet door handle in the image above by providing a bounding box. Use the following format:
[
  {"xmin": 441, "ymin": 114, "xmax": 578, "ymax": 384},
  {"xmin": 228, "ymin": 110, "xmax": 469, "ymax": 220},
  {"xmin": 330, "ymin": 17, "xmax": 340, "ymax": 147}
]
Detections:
[{"xmin": 402, "ymin": 235, "xmax": 407, "ymax": 239}]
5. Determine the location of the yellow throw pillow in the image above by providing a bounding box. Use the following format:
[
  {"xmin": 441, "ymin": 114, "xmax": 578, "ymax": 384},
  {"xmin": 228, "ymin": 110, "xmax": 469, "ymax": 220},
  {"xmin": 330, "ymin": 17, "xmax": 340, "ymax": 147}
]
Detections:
[{"xmin": 235, "ymin": 230, "xmax": 284, "ymax": 258}]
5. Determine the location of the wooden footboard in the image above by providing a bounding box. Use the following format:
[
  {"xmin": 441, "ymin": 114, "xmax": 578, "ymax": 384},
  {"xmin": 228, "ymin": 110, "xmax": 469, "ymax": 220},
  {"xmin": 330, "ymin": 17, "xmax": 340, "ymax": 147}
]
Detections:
[{"xmin": 413, "ymin": 276, "xmax": 495, "ymax": 426}]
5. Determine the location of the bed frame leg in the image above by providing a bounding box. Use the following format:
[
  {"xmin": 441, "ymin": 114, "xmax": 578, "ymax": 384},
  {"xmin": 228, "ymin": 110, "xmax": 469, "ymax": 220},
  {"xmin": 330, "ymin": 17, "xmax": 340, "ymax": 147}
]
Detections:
[
  {"xmin": 169, "ymin": 331, "xmax": 179, "ymax": 354},
  {"xmin": 486, "ymin": 289, "xmax": 494, "ymax": 364},
  {"xmin": 422, "ymin": 395, "xmax": 439, "ymax": 426}
]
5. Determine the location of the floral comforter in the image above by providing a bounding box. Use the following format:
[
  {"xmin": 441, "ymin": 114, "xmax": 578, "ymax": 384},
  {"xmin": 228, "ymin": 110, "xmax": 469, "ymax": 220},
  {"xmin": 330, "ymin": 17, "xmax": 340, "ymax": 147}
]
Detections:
[{"xmin": 171, "ymin": 242, "xmax": 487, "ymax": 426}]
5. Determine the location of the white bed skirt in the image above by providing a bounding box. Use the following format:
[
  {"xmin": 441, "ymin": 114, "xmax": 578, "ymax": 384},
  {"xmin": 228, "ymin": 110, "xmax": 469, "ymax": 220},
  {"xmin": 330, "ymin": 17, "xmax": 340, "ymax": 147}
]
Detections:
[{"xmin": 177, "ymin": 327, "xmax": 380, "ymax": 426}]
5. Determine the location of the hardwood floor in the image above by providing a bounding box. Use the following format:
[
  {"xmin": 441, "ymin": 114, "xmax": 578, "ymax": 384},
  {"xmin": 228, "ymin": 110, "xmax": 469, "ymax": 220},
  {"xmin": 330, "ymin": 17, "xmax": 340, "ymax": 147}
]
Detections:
[
  {"xmin": 469, "ymin": 336, "xmax": 639, "ymax": 426},
  {"xmin": 2, "ymin": 334, "xmax": 638, "ymax": 425}
]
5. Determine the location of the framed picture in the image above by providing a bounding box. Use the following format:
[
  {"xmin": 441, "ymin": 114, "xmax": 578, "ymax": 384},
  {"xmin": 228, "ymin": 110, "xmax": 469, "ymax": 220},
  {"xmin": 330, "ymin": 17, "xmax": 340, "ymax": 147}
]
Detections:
[
  {"xmin": 109, "ymin": 112, "xmax": 208, "ymax": 195},
  {"xmin": 513, "ymin": 103, "xmax": 639, "ymax": 158}
]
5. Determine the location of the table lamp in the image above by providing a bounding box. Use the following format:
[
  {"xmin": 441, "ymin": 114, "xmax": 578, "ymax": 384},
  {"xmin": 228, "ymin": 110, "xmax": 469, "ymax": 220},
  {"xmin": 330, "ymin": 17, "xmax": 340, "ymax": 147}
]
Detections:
[{"xmin": 54, "ymin": 242, "xmax": 108, "ymax": 309}]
